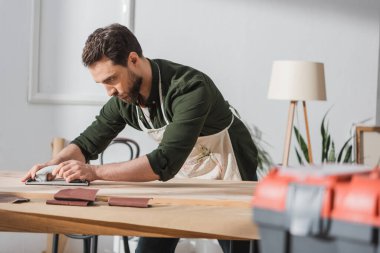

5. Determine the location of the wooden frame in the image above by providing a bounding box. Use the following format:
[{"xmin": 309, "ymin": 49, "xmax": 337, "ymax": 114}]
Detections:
[
  {"xmin": 355, "ymin": 126, "xmax": 380, "ymax": 166},
  {"xmin": 28, "ymin": 0, "xmax": 136, "ymax": 105}
]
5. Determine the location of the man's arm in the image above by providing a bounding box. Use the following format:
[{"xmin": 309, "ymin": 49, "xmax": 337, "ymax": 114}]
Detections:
[
  {"xmin": 22, "ymin": 143, "xmax": 159, "ymax": 182},
  {"xmin": 51, "ymin": 155, "xmax": 159, "ymax": 182}
]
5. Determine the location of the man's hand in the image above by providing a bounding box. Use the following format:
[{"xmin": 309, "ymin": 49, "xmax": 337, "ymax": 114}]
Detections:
[
  {"xmin": 22, "ymin": 144, "xmax": 88, "ymax": 183},
  {"xmin": 21, "ymin": 163, "xmax": 54, "ymax": 182},
  {"xmin": 52, "ymin": 160, "xmax": 99, "ymax": 182}
]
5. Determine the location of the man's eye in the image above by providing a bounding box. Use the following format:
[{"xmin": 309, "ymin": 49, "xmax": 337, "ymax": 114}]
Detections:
[{"xmin": 105, "ymin": 77, "xmax": 116, "ymax": 84}]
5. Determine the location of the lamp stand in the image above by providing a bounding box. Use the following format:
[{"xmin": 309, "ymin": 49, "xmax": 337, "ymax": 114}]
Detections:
[
  {"xmin": 282, "ymin": 101, "xmax": 297, "ymax": 166},
  {"xmin": 282, "ymin": 101, "xmax": 314, "ymax": 166}
]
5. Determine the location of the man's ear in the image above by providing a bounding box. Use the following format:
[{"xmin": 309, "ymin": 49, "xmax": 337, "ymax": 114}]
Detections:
[{"xmin": 129, "ymin": 52, "xmax": 139, "ymax": 65}]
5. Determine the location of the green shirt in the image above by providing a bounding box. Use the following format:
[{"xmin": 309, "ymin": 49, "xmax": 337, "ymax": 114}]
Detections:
[{"xmin": 72, "ymin": 59, "xmax": 258, "ymax": 181}]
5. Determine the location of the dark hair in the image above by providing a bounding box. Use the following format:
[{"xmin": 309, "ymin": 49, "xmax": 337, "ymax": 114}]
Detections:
[{"xmin": 82, "ymin": 23, "xmax": 142, "ymax": 67}]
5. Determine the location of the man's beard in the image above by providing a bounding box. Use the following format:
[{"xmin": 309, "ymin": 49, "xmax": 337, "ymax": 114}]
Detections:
[
  {"xmin": 127, "ymin": 77, "xmax": 142, "ymax": 104},
  {"xmin": 122, "ymin": 72, "xmax": 143, "ymax": 104}
]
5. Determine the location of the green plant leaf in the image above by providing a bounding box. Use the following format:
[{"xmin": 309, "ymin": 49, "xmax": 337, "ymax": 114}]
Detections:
[
  {"xmin": 257, "ymin": 148, "xmax": 273, "ymax": 170},
  {"xmin": 294, "ymin": 126, "xmax": 309, "ymax": 162},
  {"xmin": 328, "ymin": 141, "xmax": 336, "ymax": 162},
  {"xmin": 245, "ymin": 123, "xmax": 274, "ymax": 176},
  {"xmin": 337, "ymin": 137, "xmax": 352, "ymax": 162},
  {"xmin": 321, "ymin": 113, "xmax": 328, "ymax": 140},
  {"xmin": 321, "ymin": 109, "xmax": 336, "ymax": 163},
  {"xmin": 322, "ymin": 135, "xmax": 331, "ymax": 163},
  {"xmin": 321, "ymin": 127, "xmax": 326, "ymax": 153},
  {"xmin": 295, "ymin": 148, "xmax": 304, "ymax": 165},
  {"xmin": 321, "ymin": 117, "xmax": 328, "ymax": 162},
  {"xmin": 343, "ymin": 145, "xmax": 353, "ymax": 163}
]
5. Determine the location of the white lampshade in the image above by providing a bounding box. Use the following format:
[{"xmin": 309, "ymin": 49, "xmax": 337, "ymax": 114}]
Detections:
[{"xmin": 268, "ymin": 61, "xmax": 327, "ymax": 101}]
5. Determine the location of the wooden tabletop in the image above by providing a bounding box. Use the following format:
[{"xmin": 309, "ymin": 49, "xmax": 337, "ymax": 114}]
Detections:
[{"xmin": 0, "ymin": 171, "xmax": 259, "ymax": 240}]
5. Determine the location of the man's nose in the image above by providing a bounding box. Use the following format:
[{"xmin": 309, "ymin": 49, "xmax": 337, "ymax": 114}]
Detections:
[{"xmin": 106, "ymin": 86, "xmax": 117, "ymax": 97}]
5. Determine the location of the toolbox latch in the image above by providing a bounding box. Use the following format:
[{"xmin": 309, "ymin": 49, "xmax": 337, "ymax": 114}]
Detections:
[{"xmin": 285, "ymin": 183, "xmax": 325, "ymax": 236}]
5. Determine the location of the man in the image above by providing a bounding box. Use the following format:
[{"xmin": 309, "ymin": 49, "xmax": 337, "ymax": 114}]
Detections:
[{"xmin": 23, "ymin": 23, "xmax": 258, "ymax": 253}]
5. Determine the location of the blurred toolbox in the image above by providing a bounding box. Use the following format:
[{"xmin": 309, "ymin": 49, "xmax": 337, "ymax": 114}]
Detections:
[{"xmin": 252, "ymin": 164, "xmax": 380, "ymax": 253}]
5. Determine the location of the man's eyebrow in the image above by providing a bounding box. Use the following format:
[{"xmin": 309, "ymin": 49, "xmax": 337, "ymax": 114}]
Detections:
[{"xmin": 101, "ymin": 74, "xmax": 116, "ymax": 84}]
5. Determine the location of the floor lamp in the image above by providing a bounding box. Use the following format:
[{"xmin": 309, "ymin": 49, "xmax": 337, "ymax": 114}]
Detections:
[{"xmin": 268, "ymin": 61, "xmax": 326, "ymax": 166}]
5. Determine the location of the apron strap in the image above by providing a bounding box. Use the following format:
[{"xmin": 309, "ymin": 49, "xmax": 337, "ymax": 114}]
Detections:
[
  {"xmin": 136, "ymin": 108, "xmax": 150, "ymax": 131},
  {"xmin": 229, "ymin": 105, "xmax": 241, "ymax": 120},
  {"xmin": 137, "ymin": 62, "xmax": 170, "ymax": 131}
]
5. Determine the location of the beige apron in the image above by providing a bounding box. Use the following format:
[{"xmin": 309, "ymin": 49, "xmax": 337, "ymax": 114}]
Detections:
[{"xmin": 137, "ymin": 66, "xmax": 241, "ymax": 180}]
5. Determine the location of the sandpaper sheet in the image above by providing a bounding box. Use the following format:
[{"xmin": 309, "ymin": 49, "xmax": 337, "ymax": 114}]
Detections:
[
  {"xmin": 54, "ymin": 188, "xmax": 99, "ymax": 202},
  {"xmin": 46, "ymin": 188, "xmax": 99, "ymax": 206},
  {"xmin": 108, "ymin": 197, "xmax": 152, "ymax": 208},
  {"xmin": 0, "ymin": 193, "xmax": 30, "ymax": 203},
  {"xmin": 46, "ymin": 199, "xmax": 91, "ymax": 206}
]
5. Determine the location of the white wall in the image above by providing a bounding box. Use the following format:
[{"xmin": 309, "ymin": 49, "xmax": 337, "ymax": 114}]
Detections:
[
  {"xmin": 0, "ymin": 0, "xmax": 379, "ymax": 252},
  {"xmin": 0, "ymin": 0, "xmax": 156, "ymax": 172},
  {"xmin": 377, "ymin": 17, "xmax": 380, "ymax": 125},
  {"xmin": 1, "ymin": 0, "xmax": 379, "ymax": 170},
  {"xmin": 136, "ymin": 0, "xmax": 380, "ymax": 163}
]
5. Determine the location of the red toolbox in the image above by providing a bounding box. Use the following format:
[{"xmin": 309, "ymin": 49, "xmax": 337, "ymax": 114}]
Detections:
[{"xmin": 252, "ymin": 164, "xmax": 380, "ymax": 253}]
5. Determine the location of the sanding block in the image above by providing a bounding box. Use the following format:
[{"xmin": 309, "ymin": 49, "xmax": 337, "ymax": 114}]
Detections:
[{"xmin": 25, "ymin": 165, "xmax": 89, "ymax": 186}]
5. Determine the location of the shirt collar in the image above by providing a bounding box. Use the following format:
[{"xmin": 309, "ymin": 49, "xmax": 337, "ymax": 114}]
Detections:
[{"xmin": 144, "ymin": 59, "xmax": 159, "ymax": 107}]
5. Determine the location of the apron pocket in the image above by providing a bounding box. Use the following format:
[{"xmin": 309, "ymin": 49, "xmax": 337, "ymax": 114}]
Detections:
[{"xmin": 181, "ymin": 153, "xmax": 221, "ymax": 179}]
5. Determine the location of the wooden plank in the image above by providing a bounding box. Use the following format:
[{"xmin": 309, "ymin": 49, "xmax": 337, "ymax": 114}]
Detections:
[
  {"xmin": 0, "ymin": 171, "xmax": 258, "ymax": 240},
  {"xmin": 0, "ymin": 171, "xmax": 256, "ymax": 208},
  {"xmin": 0, "ymin": 200, "xmax": 258, "ymax": 240}
]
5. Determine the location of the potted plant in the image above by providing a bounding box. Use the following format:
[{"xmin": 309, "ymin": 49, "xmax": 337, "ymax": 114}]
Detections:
[
  {"xmin": 294, "ymin": 110, "xmax": 353, "ymax": 165},
  {"xmin": 247, "ymin": 124, "xmax": 274, "ymax": 179}
]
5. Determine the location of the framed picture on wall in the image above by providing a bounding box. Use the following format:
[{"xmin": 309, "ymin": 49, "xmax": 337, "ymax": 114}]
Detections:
[
  {"xmin": 28, "ymin": 0, "xmax": 135, "ymax": 105},
  {"xmin": 355, "ymin": 126, "xmax": 380, "ymax": 167}
]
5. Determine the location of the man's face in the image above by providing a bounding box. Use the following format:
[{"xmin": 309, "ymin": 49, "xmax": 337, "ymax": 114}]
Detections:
[{"xmin": 89, "ymin": 57, "xmax": 142, "ymax": 104}]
